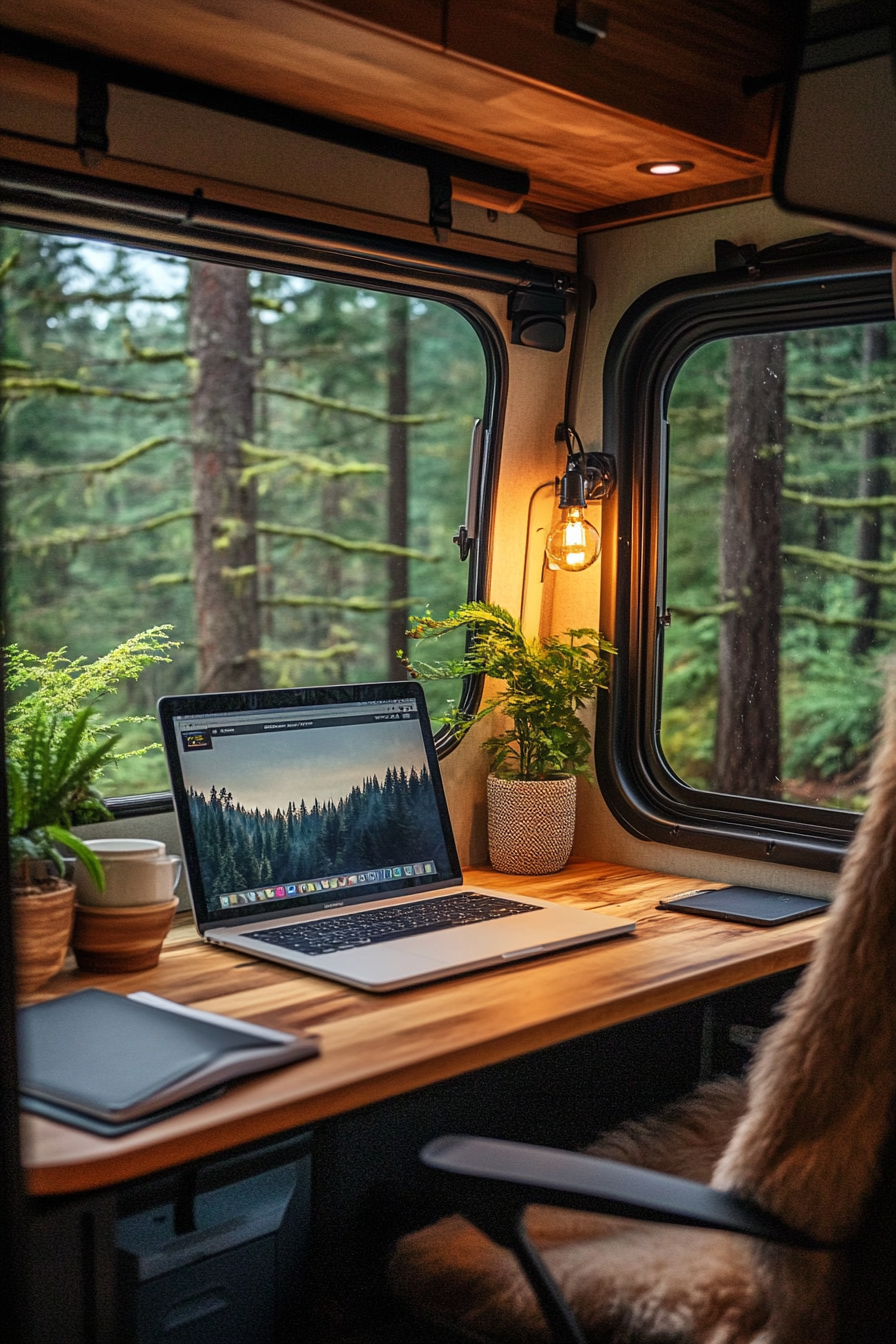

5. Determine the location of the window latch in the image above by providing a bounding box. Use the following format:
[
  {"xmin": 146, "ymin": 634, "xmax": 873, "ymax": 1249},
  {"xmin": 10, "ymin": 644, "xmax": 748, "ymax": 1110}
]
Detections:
[{"xmin": 454, "ymin": 419, "xmax": 485, "ymax": 561}]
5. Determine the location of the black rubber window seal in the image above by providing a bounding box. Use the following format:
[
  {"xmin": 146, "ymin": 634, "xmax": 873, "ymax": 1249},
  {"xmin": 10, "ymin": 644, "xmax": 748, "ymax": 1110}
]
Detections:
[{"xmin": 594, "ymin": 237, "xmax": 895, "ymax": 873}]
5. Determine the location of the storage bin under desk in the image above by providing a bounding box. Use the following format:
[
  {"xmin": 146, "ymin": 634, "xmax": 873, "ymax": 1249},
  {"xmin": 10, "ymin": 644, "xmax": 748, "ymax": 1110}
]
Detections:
[{"xmin": 115, "ymin": 1132, "xmax": 311, "ymax": 1344}]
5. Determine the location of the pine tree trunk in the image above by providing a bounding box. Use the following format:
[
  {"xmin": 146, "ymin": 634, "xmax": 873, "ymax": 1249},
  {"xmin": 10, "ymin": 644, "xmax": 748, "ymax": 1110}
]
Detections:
[
  {"xmin": 189, "ymin": 261, "xmax": 260, "ymax": 691},
  {"xmin": 307, "ymin": 289, "xmax": 348, "ymax": 681},
  {"xmin": 714, "ymin": 334, "xmax": 786, "ymax": 797},
  {"xmin": 851, "ymin": 325, "xmax": 891, "ymax": 656},
  {"xmin": 321, "ymin": 474, "xmax": 348, "ymax": 683},
  {"xmin": 387, "ymin": 296, "xmax": 410, "ymax": 677}
]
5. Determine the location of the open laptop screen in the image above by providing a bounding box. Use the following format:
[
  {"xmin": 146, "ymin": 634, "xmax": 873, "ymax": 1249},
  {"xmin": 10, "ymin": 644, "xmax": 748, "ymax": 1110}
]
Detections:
[{"xmin": 158, "ymin": 683, "xmax": 460, "ymax": 928}]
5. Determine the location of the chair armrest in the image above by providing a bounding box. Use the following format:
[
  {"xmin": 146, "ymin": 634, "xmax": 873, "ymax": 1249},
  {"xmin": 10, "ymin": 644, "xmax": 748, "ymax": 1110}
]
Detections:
[{"xmin": 421, "ymin": 1135, "xmax": 829, "ymax": 1250}]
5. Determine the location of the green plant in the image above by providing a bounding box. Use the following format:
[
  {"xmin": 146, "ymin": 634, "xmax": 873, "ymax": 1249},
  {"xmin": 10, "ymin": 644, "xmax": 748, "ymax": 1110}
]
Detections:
[
  {"xmin": 7, "ymin": 705, "xmax": 117, "ymax": 891},
  {"xmin": 5, "ymin": 626, "xmax": 178, "ymax": 891},
  {"xmin": 403, "ymin": 602, "xmax": 614, "ymax": 780},
  {"xmin": 4, "ymin": 626, "xmax": 178, "ymax": 783}
]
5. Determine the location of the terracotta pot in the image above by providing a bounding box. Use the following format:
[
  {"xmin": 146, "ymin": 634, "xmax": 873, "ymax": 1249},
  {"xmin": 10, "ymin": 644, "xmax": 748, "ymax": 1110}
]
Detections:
[
  {"xmin": 487, "ymin": 774, "xmax": 577, "ymax": 876},
  {"xmin": 72, "ymin": 897, "xmax": 178, "ymax": 973},
  {"xmin": 13, "ymin": 880, "xmax": 76, "ymax": 995}
]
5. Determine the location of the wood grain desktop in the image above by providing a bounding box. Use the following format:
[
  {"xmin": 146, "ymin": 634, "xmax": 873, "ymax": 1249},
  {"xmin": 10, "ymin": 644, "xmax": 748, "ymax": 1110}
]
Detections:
[{"xmin": 20, "ymin": 861, "xmax": 825, "ymax": 1197}]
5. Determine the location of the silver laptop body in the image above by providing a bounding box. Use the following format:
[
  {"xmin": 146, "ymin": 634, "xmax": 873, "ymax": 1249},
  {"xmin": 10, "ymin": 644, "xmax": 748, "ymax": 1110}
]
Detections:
[{"xmin": 158, "ymin": 683, "xmax": 634, "ymax": 992}]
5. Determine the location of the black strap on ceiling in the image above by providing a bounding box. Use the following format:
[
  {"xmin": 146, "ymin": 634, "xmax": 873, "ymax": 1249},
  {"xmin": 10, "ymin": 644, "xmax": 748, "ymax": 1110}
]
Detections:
[
  {"xmin": 75, "ymin": 69, "xmax": 109, "ymax": 168},
  {"xmin": 1, "ymin": 26, "xmax": 530, "ymax": 233}
]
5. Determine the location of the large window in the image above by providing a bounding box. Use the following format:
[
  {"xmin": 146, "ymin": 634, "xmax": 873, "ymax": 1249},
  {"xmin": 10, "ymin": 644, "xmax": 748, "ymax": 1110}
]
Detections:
[
  {"xmin": 1, "ymin": 229, "xmax": 490, "ymax": 801},
  {"xmin": 663, "ymin": 320, "xmax": 896, "ymax": 813},
  {"xmin": 596, "ymin": 239, "xmax": 895, "ymax": 869}
]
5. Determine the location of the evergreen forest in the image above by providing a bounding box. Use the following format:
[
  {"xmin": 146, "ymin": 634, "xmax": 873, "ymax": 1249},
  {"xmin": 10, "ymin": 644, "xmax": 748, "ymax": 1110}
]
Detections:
[
  {"xmin": 188, "ymin": 765, "xmax": 447, "ymax": 897},
  {"xmin": 1, "ymin": 229, "xmax": 485, "ymax": 794},
  {"xmin": 663, "ymin": 322, "xmax": 896, "ymax": 810}
]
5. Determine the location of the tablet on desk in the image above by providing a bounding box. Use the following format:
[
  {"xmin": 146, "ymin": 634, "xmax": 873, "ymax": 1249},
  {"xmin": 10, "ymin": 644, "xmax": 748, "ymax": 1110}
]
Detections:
[{"xmin": 656, "ymin": 886, "xmax": 830, "ymax": 927}]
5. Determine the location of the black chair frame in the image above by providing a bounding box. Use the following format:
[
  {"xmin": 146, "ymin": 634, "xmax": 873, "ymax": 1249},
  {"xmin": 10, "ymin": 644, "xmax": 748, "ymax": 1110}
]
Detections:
[{"xmin": 419, "ymin": 1134, "xmax": 834, "ymax": 1344}]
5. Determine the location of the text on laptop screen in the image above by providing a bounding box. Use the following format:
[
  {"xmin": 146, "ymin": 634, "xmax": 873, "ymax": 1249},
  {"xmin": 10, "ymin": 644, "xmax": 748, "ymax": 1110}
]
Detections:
[{"xmin": 173, "ymin": 699, "xmax": 452, "ymax": 914}]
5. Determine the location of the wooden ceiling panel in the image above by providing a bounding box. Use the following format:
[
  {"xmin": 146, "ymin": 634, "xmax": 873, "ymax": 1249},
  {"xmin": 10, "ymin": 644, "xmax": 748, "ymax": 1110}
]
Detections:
[
  {"xmin": 0, "ymin": 0, "xmax": 784, "ymax": 227},
  {"xmin": 447, "ymin": 0, "xmax": 785, "ymax": 158}
]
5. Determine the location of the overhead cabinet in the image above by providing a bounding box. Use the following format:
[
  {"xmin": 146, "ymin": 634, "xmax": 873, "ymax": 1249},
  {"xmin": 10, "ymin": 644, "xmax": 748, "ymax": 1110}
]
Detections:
[
  {"xmin": 321, "ymin": 1, "xmax": 785, "ymax": 160},
  {"xmin": 444, "ymin": 0, "xmax": 783, "ymax": 159}
]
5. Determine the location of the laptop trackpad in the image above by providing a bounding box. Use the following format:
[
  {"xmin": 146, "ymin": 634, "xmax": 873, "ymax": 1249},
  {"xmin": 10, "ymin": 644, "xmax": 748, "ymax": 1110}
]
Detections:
[{"xmin": 318, "ymin": 942, "xmax": 455, "ymax": 986}]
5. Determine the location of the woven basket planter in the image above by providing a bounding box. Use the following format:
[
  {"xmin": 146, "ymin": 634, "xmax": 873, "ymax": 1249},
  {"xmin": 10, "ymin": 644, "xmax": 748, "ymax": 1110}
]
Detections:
[
  {"xmin": 13, "ymin": 879, "xmax": 76, "ymax": 995},
  {"xmin": 487, "ymin": 774, "xmax": 577, "ymax": 875}
]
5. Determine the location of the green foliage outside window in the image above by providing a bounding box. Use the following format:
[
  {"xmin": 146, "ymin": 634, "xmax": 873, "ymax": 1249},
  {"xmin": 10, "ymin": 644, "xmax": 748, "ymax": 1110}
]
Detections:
[
  {"xmin": 2, "ymin": 230, "xmax": 486, "ymax": 795},
  {"xmin": 663, "ymin": 322, "xmax": 896, "ymax": 810}
]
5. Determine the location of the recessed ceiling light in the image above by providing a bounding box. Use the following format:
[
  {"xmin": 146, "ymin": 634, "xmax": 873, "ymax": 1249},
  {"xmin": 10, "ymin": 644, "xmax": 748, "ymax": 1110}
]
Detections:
[{"xmin": 637, "ymin": 161, "xmax": 695, "ymax": 176}]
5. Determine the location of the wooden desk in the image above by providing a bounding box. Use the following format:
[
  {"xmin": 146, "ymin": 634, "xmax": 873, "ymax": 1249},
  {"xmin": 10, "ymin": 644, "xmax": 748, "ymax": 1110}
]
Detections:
[{"xmin": 22, "ymin": 861, "xmax": 825, "ymax": 1197}]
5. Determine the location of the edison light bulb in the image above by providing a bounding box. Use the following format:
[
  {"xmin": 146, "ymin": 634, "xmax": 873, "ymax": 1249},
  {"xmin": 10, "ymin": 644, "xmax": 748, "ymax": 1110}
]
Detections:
[{"xmin": 545, "ymin": 505, "xmax": 600, "ymax": 572}]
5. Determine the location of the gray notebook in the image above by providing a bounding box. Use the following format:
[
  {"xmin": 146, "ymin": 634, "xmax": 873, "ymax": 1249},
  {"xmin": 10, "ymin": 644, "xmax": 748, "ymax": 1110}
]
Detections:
[{"xmin": 18, "ymin": 989, "xmax": 318, "ymax": 1125}]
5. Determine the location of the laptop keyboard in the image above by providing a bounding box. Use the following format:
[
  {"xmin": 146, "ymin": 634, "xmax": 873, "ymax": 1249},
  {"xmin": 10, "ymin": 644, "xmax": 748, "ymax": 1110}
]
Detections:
[{"xmin": 242, "ymin": 891, "xmax": 538, "ymax": 957}]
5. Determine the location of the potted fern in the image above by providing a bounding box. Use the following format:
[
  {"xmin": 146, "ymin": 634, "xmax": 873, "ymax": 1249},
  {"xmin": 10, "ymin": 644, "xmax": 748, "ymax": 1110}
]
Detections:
[
  {"xmin": 403, "ymin": 603, "xmax": 614, "ymax": 875},
  {"xmin": 8, "ymin": 707, "xmax": 118, "ymax": 993},
  {"xmin": 5, "ymin": 627, "xmax": 177, "ymax": 992}
]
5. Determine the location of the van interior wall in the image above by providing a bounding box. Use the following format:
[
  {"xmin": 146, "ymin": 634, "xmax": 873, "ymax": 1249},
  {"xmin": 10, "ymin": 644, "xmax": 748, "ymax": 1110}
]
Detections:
[
  {"xmin": 568, "ymin": 198, "xmax": 839, "ymax": 899},
  {"xmin": 38, "ymin": 62, "xmax": 838, "ymax": 894}
]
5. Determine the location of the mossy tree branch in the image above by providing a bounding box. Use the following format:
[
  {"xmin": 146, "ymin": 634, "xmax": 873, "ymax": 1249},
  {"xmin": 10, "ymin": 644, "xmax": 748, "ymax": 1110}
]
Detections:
[
  {"xmin": 2, "ymin": 376, "xmax": 188, "ymax": 403},
  {"xmin": 789, "ymin": 409, "xmax": 896, "ymax": 434},
  {"xmin": 256, "ymin": 521, "xmax": 440, "ymax": 561},
  {"xmin": 669, "ymin": 601, "xmax": 740, "ymax": 619},
  {"xmin": 780, "ymin": 606, "xmax": 896, "ymax": 635},
  {"xmin": 257, "ymin": 383, "xmax": 449, "ymax": 424},
  {"xmin": 260, "ymin": 594, "xmax": 422, "ymax": 611},
  {"xmin": 253, "ymin": 642, "xmax": 359, "ymax": 662},
  {"xmin": 4, "ymin": 435, "xmax": 178, "ymax": 480},
  {"xmin": 7, "ymin": 507, "xmax": 195, "ymax": 554},
  {"xmin": 788, "ymin": 375, "xmax": 896, "ymax": 401},
  {"xmin": 121, "ymin": 328, "xmax": 189, "ymax": 363},
  {"xmin": 781, "ymin": 543, "xmax": 896, "ymax": 584},
  {"xmin": 238, "ymin": 441, "xmax": 385, "ymax": 485},
  {"xmin": 782, "ymin": 488, "xmax": 896, "ymax": 510}
]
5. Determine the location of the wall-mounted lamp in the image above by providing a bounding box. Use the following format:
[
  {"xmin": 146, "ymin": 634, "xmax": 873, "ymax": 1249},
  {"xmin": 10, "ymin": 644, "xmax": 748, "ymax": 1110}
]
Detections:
[{"xmin": 545, "ymin": 424, "xmax": 616, "ymax": 573}]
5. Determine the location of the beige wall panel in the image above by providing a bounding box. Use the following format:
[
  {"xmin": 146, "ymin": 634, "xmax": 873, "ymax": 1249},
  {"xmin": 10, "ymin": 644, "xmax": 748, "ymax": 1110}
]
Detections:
[{"xmin": 106, "ymin": 85, "xmax": 431, "ymax": 222}]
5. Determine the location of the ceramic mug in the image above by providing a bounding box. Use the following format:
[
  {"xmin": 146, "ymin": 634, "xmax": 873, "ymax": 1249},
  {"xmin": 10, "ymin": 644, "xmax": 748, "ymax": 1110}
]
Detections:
[{"xmin": 74, "ymin": 838, "xmax": 183, "ymax": 907}]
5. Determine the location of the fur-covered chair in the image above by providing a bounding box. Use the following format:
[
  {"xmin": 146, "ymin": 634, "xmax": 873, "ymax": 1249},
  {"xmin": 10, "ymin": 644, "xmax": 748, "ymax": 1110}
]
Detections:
[{"xmin": 389, "ymin": 677, "xmax": 896, "ymax": 1344}]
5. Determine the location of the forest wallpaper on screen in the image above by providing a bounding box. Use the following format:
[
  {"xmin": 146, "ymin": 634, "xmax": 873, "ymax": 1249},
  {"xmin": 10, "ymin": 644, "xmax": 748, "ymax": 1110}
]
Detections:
[
  {"xmin": 188, "ymin": 764, "xmax": 447, "ymax": 897},
  {"xmin": 1, "ymin": 229, "xmax": 484, "ymax": 794}
]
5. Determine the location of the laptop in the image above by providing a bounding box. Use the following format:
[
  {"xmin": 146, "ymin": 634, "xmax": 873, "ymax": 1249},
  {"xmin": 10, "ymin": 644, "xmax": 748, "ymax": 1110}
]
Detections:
[{"xmin": 158, "ymin": 683, "xmax": 635, "ymax": 991}]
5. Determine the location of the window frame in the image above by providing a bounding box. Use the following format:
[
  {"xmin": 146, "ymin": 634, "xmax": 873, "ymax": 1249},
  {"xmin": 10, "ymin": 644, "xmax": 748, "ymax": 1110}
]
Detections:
[
  {"xmin": 594, "ymin": 240, "xmax": 896, "ymax": 872},
  {"xmin": 2, "ymin": 183, "xmax": 518, "ymax": 819}
]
